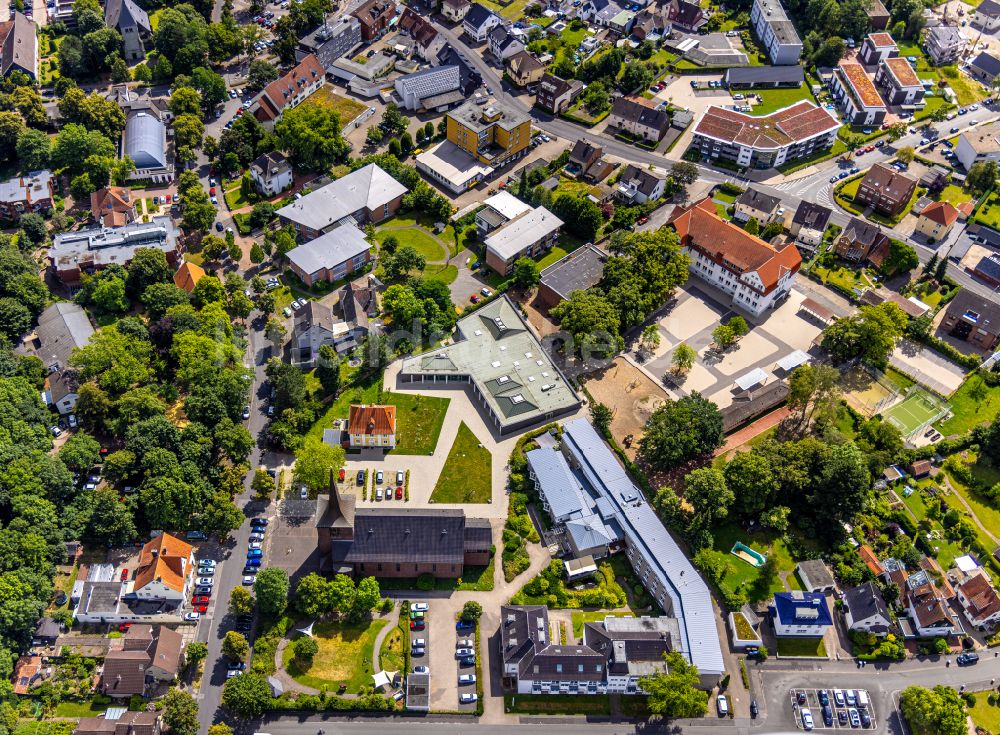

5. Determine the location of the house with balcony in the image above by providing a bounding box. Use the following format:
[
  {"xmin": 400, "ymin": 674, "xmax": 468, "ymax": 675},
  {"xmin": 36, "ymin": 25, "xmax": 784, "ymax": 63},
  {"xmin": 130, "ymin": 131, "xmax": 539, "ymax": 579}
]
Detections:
[
  {"xmin": 607, "ymin": 96, "xmax": 670, "ymax": 142},
  {"xmin": 286, "ymin": 224, "xmax": 373, "ymax": 287},
  {"xmin": 249, "ymin": 152, "xmax": 293, "ymax": 197},
  {"xmin": 535, "ymin": 73, "xmax": 583, "ymax": 114},
  {"xmin": 769, "ymin": 591, "xmax": 833, "ymax": 637},
  {"xmin": 506, "ymin": 51, "xmax": 545, "ymax": 88},
  {"xmin": 831, "ymin": 61, "xmax": 887, "ymax": 126},
  {"xmin": 445, "ymin": 100, "xmax": 532, "ymax": 169},
  {"xmin": 833, "ymin": 217, "xmax": 891, "ymax": 269},
  {"xmin": 939, "ymin": 289, "xmax": 1000, "ymax": 351},
  {"xmin": 0, "ymin": 170, "xmax": 53, "ymax": 222},
  {"xmin": 906, "ymin": 569, "xmax": 963, "ymax": 637},
  {"xmin": 351, "ymin": 0, "xmax": 396, "ymax": 40},
  {"xmin": 614, "ymin": 164, "xmax": 665, "ymax": 204},
  {"xmin": 858, "ymin": 32, "xmax": 897, "ymax": 66},
  {"xmin": 442, "ymin": 0, "xmax": 471, "ymax": 21},
  {"xmin": 489, "ymin": 26, "xmax": 524, "ymax": 60},
  {"xmin": 855, "ymin": 163, "xmax": 917, "ymax": 217},
  {"xmin": 463, "ymin": 3, "xmax": 500, "ymax": 41},
  {"xmin": 925, "ymin": 25, "xmax": 965, "ymax": 65},
  {"xmin": 874, "ymin": 57, "xmax": 925, "ymax": 108},
  {"xmin": 789, "ymin": 201, "xmax": 831, "ymax": 250},
  {"xmin": 131, "ymin": 533, "xmax": 194, "ymax": 603},
  {"xmin": 914, "ymin": 201, "xmax": 959, "ymax": 240},
  {"xmin": 975, "ymin": 0, "xmax": 1000, "ymax": 31},
  {"xmin": 252, "ymin": 54, "xmax": 325, "ymax": 129},
  {"xmin": 734, "ymin": 187, "xmax": 781, "ymax": 225},
  {"xmin": 843, "ymin": 582, "xmax": 893, "ymax": 634},
  {"xmin": 955, "ymin": 120, "xmax": 1000, "ymax": 170}
]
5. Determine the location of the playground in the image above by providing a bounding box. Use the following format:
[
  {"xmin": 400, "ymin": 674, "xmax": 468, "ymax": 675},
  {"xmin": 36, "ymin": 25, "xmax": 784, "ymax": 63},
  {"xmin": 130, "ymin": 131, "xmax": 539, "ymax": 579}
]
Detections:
[
  {"xmin": 884, "ymin": 388, "xmax": 951, "ymax": 438},
  {"xmin": 582, "ymin": 357, "xmax": 669, "ymax": 460}
]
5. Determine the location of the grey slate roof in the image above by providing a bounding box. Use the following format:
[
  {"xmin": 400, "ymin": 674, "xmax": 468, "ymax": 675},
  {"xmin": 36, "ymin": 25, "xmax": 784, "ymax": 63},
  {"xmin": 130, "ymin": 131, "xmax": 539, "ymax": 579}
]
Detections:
[
  {"xmin": 723, "ymin": 65, "xmax": 804, "ymax": 85},
  {"xmin": 1, "ymin": 12, "xmax": 37, "ymax": 77},
  {"xmin": 792, "ymin": 201, "xmax": 832, "ymax": 231},
  {"xmin": 975, "ymin": 254, "xmax": 1000, "ymax": 283},
  {"xmin": 972, "ymin": 51, "xmax": 1000, "ymax": 78},
  {"xmin": 526, "ymin": 447, "xmax": 591, "ymax": 520},
  {"xmin": 277, "ymin": 164, "xmax": 408, "ymax": 233},
  {"xmin": 286, "ymin": 223, "xmax": 371, "ymax": 275},
  {"xmin": 796, "ymin": 559, "xmax": 835, "ymax": 590},
  {"xmin": 105, "ymin": 0, "xmax": 151, "ymax": 32},
  {"xmin": 978, "ymin": 0, "xmax": 1000, "ymax": 17},
  {"xmin": 539, "ymin": 243, "xmax": 607, "ymax": 301},
  {"xmin": 464, "ymin": 2, "xmax": 495, "ymax": 29},
  {"xmin": 343, "ymin": 508, "xmax": 484, "ymax": 565},
  {"xmin": 736, "ymin": 187, "xmax": 781, "ymax": 213},
  {"xmin": 618, "ymin": 164, "xmax": 664, "ymax": 196},
  {"xmin": 32, "ymin": 302, "xmax": 93, "ymax": 373},
  {"xmin": 844, "ymin": 581, "xmax": 891, "ymax": 629}
]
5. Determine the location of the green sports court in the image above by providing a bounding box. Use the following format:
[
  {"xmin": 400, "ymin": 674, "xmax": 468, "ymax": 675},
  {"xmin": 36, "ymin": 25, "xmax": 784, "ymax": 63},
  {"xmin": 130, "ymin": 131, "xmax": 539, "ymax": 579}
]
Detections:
[{"xmin": 883, "ymin": 388, "xmax": 950, "ymax": 438}]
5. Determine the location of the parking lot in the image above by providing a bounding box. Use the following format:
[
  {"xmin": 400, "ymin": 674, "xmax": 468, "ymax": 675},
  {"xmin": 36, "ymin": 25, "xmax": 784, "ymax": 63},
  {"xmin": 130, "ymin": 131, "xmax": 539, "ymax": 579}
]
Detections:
[
  {"xmin": 789, "ymin": 688, "xmax": 876, "ymax": 730},
  {"xmin": 422, "ymin": 600, "xmax": 478, "ymax": 711}
]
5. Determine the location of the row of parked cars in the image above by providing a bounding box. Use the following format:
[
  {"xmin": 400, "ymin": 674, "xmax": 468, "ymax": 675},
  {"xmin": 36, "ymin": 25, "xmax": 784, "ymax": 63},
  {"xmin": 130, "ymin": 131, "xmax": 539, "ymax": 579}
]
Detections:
[
  {"xmin": 187, "ymin": 558, "xmax": 216, "ymax": 619},
  {"xmin": 797, "ymin": 689, "xmax": 872, "ymax": 730},
  {"xmin": 242, "ymin": 517, "xmax": 269, "ymax": 585}
]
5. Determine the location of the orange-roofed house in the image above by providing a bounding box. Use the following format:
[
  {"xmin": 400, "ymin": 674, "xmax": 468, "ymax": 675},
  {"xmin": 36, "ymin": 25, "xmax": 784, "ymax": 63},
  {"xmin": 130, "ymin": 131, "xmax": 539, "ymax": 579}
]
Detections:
[
  {"xmin": 12, "ymin": 655, "xmax": 42, "ymax": 695},
  {"xmin": 666, "ymin": 198, "xmax": 801, "ymax": 316},
  {"xmin": 859, "ymin": 544, "xmax": 884, "ymax": 576},
  {"xmin": 831, "ymin": 61, "xmax": 887, "ymax": 127},
  {"xmin": 348, "ymin": 404, "xmax": 396, "ymax": 449},
  {"xmin": 90, "ymin": 187, "xmax": 137, "ymax": 227},
  {"xmin": 173, "ymin": 261, "xmax": 205, "ymax": 294},
  {"xmin": 251, "ymin": 54, "xmax": 325, "ymax": 130},
  {"xmin": 131, "ymin": 533, "xmax": 194, "ymax": 603},
  {"xmin": 956, "ymin": 570, "xmax": 1000, "ymax": 629},
  {"xmin": 914, "ymin": 201, "xmax": 959, "ymax": 240}
]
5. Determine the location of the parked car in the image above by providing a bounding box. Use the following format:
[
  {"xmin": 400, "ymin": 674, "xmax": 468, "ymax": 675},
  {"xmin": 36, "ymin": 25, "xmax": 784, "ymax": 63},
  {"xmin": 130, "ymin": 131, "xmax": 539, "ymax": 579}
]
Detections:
[
  {"xmin": 410, "ymin": 619, "xmax": 425, "ymax": 630},
  {"xmin": 838, "ymin": 710, "xmax": 848, "ymax": 725},
  {"xmin": 459, "ymin": 693, "xmax": 477, "ymax": 704},
  {"xmin": 357, "ymin": 470, "xmax": 365, "ymax": 486},
  {"xmin": 193, "ymin": 604, "xmax": 208, "ymax": 613},
  {"xmin": 717, "ymin": 695, "xmax": 729, "ymax": 716},
  {"xmin": 197, "ymin": 577, "xmax": 214, "ymax": 586},
  {"xmin": 458, "ymin": 674, "xmax": 476, "ymax": 685},
  {"xmin": 195, "ymin": 586, "xmax": 212, "ymax": 595},
  {"xmin": 749, "ymin": 700, "xmax": 758, "ymax": 718},
  {"xmin": 818, "ymin": 690, "xmax": 829, "ymax": 706},
  {"xmin": 455, "ymin": 648, "xmax": 474, "ymax": 658},
  {"xmin": 249, "ymin": 533, "xmax": 264, "ymax": 542},
  {"xmin": 246, "ymin": 558, "xmax": 262, "ymax": 568},
  {"xmin": 801, "ymin": 708, "xmax": 814, "ymax": 731},
  {"xmin": 957, "ymin": 652, "xmax": 980, "ymax": 665},
  {"xmin": 859, "ymin": 709, "xmax": 871, "ymax": 728},
  {"xmin": 480, "ymin": 287, "xmax": 492, "ymax": 297},
  {"xmin": 822, "ymin": 705, "xmax": 833, "ymax": 727},
  {"xmin": 848, "ymin": 708, "xmax": 860, "ymax": 728},
  {"xmin": 411, "ymin": 646, "xmax": 425, "ymax": 656},
  {"xmin": 199, "ymin": 559, "xmax": 216, "ymax": 568},
  {"xmin": 247, "ymin": 550, "xmax": 263, "ymax": 559},
  {"xmin": 251, "ymin": 518, "xmax": 268, "ymax": 526},
  {"xmin": 193, "ymin": 595, "xmax": 210, "ymax": 604},
  {"xmin": 242, "ymin": 575, "xmax": 255, "ymax": 585},
  {"xmin": 375, "ymin": 470, "xmax": 384, "ymax": 484},
  {"xmin": 375, "ymin": 487, "xmax": 383, "ymax": 501},
  {"xmin": 413, "ymin": 666, "xmax": 429, "ymax": 674},
  {"xmin": 456, "ymin": 620, "xmax": 474, "ymax": 631},
  {"xmin": 184, "ymin": 612, "xmax": 201, "ymax": 621},
  {"xmin": 457, "ymin": 638, "xmax": 473, "ymax": 648},
  {"xmin": 249, "ymin": 542, "xmax": 262, "ymax": 550},
  {"xmin": 242, "ymin": 406, "xmax": 251, "ymax": 419},
  {"xmin": 395, "ymin": 486, "xmax": 403, "ymax": 499},
  {"xmin": 459, "ymin": 655, "xmax": 475, "ymax": 666},
  {"xmin": 411, "ymin": 602, "xmax": 428, "ymax": 612}
]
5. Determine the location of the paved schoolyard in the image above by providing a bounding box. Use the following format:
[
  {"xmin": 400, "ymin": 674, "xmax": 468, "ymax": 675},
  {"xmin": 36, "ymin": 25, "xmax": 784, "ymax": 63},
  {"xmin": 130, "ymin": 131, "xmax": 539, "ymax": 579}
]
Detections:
[
  {"xmin": 645, "ymin": 284, "xmax": 825, "ymax": 409},
  {"xmin": 889, "ymin": 339, "xmax": 968, "ymax": 396}
]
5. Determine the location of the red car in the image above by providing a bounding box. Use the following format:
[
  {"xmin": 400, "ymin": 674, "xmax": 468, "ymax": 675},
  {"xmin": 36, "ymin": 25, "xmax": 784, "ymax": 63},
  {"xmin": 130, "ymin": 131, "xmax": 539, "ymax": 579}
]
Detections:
[
  {"xmin": 118, "ymin": 623, "xmax": 131, "ymax": 632},
  {"xmin": 470, "ymin": 294, "xmax": 480, "ymax": 303},
  {"xmin": 120, "ymin": 568, "xmax": 129, "ymax": 581},
  {"xmin": 410, "ymin": 620, "xmax": 425, "ymax": 630},
  {"xmin": 637, "ymin": 216, "xmax": 649, "ymax": 225},
  {"xmin": 193, "ymin": 595, "xmax": 210, "ymax": 604},
  {"xmin": 338, "ymin": 468, "xmax": 346, "ymax": 482},
  {"xmin": 395, "ymin": 486, "xmax": 403, "ymax": 499},
  {"xmin": 209, "ymin": 187, "xmax": 216, "ymax": 195},
  {"xmin": 193, "ymin": 604, "xmax": 208, "ymax": 613},
  {"xmin": 165, "ymin": 194, "xmax": 172, "ymax": 204}
]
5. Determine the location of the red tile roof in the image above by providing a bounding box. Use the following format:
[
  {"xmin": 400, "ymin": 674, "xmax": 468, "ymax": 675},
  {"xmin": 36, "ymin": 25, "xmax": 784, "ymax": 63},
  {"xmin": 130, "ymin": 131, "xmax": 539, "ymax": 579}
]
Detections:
[
  {"xmin": 667, "ymin": 199, "xmax": 801, "ymax": 293},
  {"xmin": 12, "ymin": 655, "xmax": 41, "ymax": 695},
  {"xmin": 920, "ymin": 200, "xmax": 959, "ymax": 226},
  {"xmin": 859, "ymin": 544, "xmax": 884, "ymax": 575},
  {"xmin": 257, "ymin": 54, "xmax": 324, "ymax": 122},
  {"xmin": 134, "ymin": 533, "xmax": 192, "ymax": 595},
  {"xmin": 883, "ymin": 56, "xmax": 921, "ymax": 88},
  {"xmin": 959, "ymin": 572, "xmax": 1000, "ymax": 621},
  {"xmin": 839, "ymin": 61, "xmax": 884, "ymax": 108},
  {"xmin": 349, "ymin": 404, "xmax": 397, "ymax": 436},
  {"xmin": 694, "ymin": 101, "xmax": 839, "ymax": 150},
  {"xmin": 173, "ymin": 261, "xmax": 205, "ymax": 294}
]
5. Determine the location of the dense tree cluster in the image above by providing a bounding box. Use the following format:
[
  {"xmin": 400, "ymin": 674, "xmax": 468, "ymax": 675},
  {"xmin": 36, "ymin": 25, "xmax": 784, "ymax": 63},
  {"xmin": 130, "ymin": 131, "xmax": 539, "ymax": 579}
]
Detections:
[
  {"xmin": 638, "ymin": 393, "xmax": 724, "ymax": 471},
  {"xmin": 293, "ymin": 572, "xmax": 381, "ymax": 621},
  {"xmin": 899, "ymin": 685, "xmax": 967, "ymax": 735},
  {"xmin": 821, "ymin": 302, "xmax": 908, "ymax": 369}
]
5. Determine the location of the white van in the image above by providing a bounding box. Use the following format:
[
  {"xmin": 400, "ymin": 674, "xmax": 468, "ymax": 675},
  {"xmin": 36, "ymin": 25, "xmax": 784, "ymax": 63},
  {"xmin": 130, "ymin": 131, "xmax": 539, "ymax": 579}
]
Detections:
[{"xmin": 856, "ymin": 690, "xmax": 869, "ymax": 709}]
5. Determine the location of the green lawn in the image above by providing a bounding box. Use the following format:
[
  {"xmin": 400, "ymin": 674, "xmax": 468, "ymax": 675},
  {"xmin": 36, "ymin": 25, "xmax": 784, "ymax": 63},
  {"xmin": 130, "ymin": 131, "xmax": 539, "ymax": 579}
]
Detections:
[
  {"xmin": 973, "ymin": 191, "xmax": 1000, "ymax": 229},
  {"xmin": 938, "ymin": 375, "xmax": 1000, "ymax": 435},
  {"xmin": 714, "ymin": 201, "xmax": 730, "ymax": 219},
  {"xmin": 306, "ymin": 375, "xmax": 450, "ymax": 454},
  {"xmin": 309, "ymin": 86, "xmax": 367, "ymax": 124},
  {"xmin": 913, "ymin": 96, "xmax": 955, "ymax": 123},
  {"xmin": 714, "ymin": 190, "xmax": 738, "ymax": 205},
  {"xmin": 536, "ymin": 234, "xmax": 583, "ymax": 270},
  {"xmin": 943, "ymin": 461, "xmax": 1000, "ymax": 539},
  {"xmin": 425, "ymin": 263, "xmax": 458, "ymax": 284},
  {"xmin": 378, "ymin": 620, "xmax": 406, "ymax": 673},
  {"xmin": 429, "ymin": 422, "xmax": 492, "ymax": 503},
  {"xmin": 750, "ymin": 85, "xmax": 817, "ymax": 116},
  {"xmin": 709, "ymin": 522, "xmax": 800, "ymax": 602},
  {"xmin": 376, "ymin": 227, "xmax": 447, "ymax": 262},
  {"xmin": 776, "ymin": 138, "xmax": 848, "ymax": 175},
  {"xmin": 969, "ymin": 691, "xmax": 1000, "ymax": 734},
  {"xmin": 935, "ymin": 184, "xmax": 972, "ymax": 208},
  {"xmin": 282, "ymin": 619, "xmax": 387, "ymax": 693},
  {"xmin": 53, "ymin": 700, "xmax": 109, "ymax": 718},
  {"xmin": 777, "ymin": 637, "xmax": 827, "ymax": 657},
  {"xmin": 811, "ymin": 263, "xmax": 874, "ymax": 294},
  {"xmin": 571, "ymin": 610, "xmax": 613, "ymax": 639}
]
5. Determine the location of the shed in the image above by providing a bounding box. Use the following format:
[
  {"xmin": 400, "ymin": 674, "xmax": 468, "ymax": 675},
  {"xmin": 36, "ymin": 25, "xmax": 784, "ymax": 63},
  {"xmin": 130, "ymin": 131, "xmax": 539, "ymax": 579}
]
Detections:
[
  {"xmin": 909, "ymin": 459, "xmax": 932, "ymax": 478},
  {"xmin": 796, "ymin": 560, "xmax": 836, "ymax": 593}
]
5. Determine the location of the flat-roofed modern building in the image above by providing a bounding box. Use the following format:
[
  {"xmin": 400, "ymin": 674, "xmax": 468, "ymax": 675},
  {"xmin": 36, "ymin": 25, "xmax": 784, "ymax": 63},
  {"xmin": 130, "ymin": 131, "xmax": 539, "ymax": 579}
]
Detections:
[
  {"xmin": 691, "ymin": 101, "xmax": 840, "ymax": 169},
  {"xmin": 831, "ymin": 61, "xmax": 887, "ymax": 126},
  {"xmin": 394, "ymin": 66, "xmax": 462, "ymax": 111},
  {"xmin": 858, "ymin": 32, "xmax": 898, "ymax": 66},
  {"xmin": 446, "ymin": 100, "xmax": 532, "ymax": 169},
  {"xmin": 750, "ymin": 0, "xmax": 802, "ymax": 65},
  {"xmin": 398, "ymin": 296, "xmax": 582, "ymax": 435},
  {"xmin": 874, "ymin": 57, "xmax": 925, "ymax": 108},
  {"xmin": 925, "ymin": 25, "xmax": 965, "ymax": 65},
  {"xmin": 415, "ymin": 140, "xmax": 495, "ymax": 194},
  {"xmin": 955, "ymin": 120, "xmax": 1000, "ymax": 170},
  {"xmin": 49, "ymin": 217, "xmax": 180, "ymax": 286}
]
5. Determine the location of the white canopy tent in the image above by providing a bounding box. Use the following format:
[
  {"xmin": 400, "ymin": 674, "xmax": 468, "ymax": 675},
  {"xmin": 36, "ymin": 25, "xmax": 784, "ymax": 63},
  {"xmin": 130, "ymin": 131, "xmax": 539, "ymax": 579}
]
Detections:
[
  {"xmin": 372, "ymin": 670, "xmax": 398, "ymax": 691},
  {"xmin": 735, "ymin": 367, "xmax": 769, "ymax": 392},
  {"xmin": 776, "ymin": 350, "xmax": 810, "ymax": 373},
  {"xmin": 296, "ymin": 621, "xmax": 316, "ymax": 637}
]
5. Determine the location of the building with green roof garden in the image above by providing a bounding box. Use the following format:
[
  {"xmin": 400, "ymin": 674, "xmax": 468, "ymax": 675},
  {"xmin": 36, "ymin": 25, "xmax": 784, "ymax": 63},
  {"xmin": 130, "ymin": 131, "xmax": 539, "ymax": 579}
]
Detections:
[{"xmin": 398, "ymin": 296, "xmax": 582, "ymax": 436}]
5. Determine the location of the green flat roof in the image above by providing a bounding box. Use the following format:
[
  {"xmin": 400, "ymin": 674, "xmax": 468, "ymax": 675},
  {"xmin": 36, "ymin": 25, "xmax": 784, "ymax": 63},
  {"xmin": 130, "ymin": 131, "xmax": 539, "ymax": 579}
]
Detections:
[{"xmin": 400, "ymin": 296, "xmax": 580, "ymax": 429}]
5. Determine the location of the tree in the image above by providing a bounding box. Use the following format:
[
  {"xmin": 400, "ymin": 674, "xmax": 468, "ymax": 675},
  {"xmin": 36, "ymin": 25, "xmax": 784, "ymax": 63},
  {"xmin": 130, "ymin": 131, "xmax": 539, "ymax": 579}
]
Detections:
[
  {"xmin": 684, "ymin": 467, "xmax": 733, "ymax": 528},
  {"xmin": 620, "ymin": 61, "xmax": 654, "ymax": 93},
  {"xmin": 265, "ymin": 317, "xmax": 286, "ymax": 347},
  {"xmin": 207, "ymin": 725, "xmax": 232, "ymax": 735},
  {"xmin": 315, "ymin": 344, "xmax": 341, "ymax": 396},
  {"xmin": 590, "ymin": 402, "xmax": 613, "ymax": 435},
  {"xmin": 882, "ymin": 239, "xmax": 919, "ymax": 276},
  {"xmin": 291, "ymin": 635, "xmax": 319, "ymax": 664},
  {"xmin": 670, "ymin": 342, "xmax": 698, "ymax": 374},
  {"xmin": 229, "ymin": 587, "xmax": 255, "ymax": 617},
  {"xmin": 366, "ymin": 126, "xmax": 384, "ymax": 147},
  {"xmin": 967, "ymin": 160, "xmax": 998, "ymax": 195},
  {"xmin": 253, "ymin": 567, "xmax": 290, "ymax": 618},
  {"xmin": 251, "ymin": 468, "xmax": 275, "ymax": 499},
  {"xmin": 640, "ymin": 324, "xmax": 661, "ymax": 354},
  {"xmin": 249, "ymin": 203, "xmax": 276, "ymax": 230},
  {"xmin": 294, "ymin": 436, "xmax": 345, "ymax": 493},
  {"xmin": 897, "ymin": 146, "xmax": 916, "ymax": 164},
  {"xmin": 380, "ymin": 103, "xmax": 408, "ymax": 137},
  {"xmin": 249, "ymin": 243, "xmax": 265, "ymax": 265},
  {"xmin": 935, "ymin": 256, "xmax": 948, "ymax": 282},
  {"xmin": 670, "ymin": 161, "xmax": 699, "ymax": 186},
  {"xmin": 728, "ymin": 316, "xmax": 749, "ymax": 337},
  {"xmin": 638, "ymin": 393, "xmax": 724, "ymax": 470},
  {"xmin": 275, "ymin": 101, "xmax": 350, "ymax": 171},
  {"xmin": 192, "ymin": 66, "xmax": 227, "ymax": 111},
  {"xmin": 787, "ymin": 363, "xmax": 841, "ymax": 431},
  {"xmin": 16, "ymin": 129, "xmax": 51, "ymax": 171},
  {"xmin": 811, "ymin": 36, "xmax": 846, "ymax": 67},
  {"xmin": 222, "ymin": 630, "xmax": 250, "ymax": 660},
  {"xmin": 723, "ymin": 451, "xmax": 776, "ymax": 517},
  {"xmin": 582, "ymin": 80, "xmax": 610, "ymax": 114},
  {"xmin": 381, "ymin": 245, "xmax": 426, "ymax": 281},
  {"xmin": 512, "ymin": 257, "xmax": 540, "ymax": 290},
  {"xmin": 712, "ymin": 324, "xmax": 735, "ymax": 349},
  {"xmin": 142, "ymin": 283, "xmax": 190, "ymax": 320},
  {"xmin": 222, "ymin": 672, "xmax": 271, "ymax": 718},
  {"xmin": 162, "ymin": 690, "xmax": 199, "ymax": 735},
  {"xmin": 924, "ymin": 252, "xmax": 939, "ymax": 276},
  {"xmin": 461, "ymin": 600, "xmax": 483, "ymax": 622},
  {"xmin": 550, "ymin": 289, "xmax": 622, "ymax": 359},
  {"xmin": 200, "ymin": 491, "xmax": 245, "ymax": 538},
  {"xmin": 295, "ymin": 572, "xmax": 332, "ymax": 617},
  {"xmin": 639, "ymin": 652, "xmax": 709, "ymax": 718},
  {"xmin": 186, "ymin": 641, "xmax": 208, "ymax": 667},
  {"xmin": 246, "ymin": 59, "xmax": 279, "ymax": 93},
  {"xmin": 59, "ymin": 432, "xmax": 102, "ymax": 470},
  {"xmin": 173, "ymin": 114, "xmax": 205, "ymax": 152},
  {"xmin": 126, "ymin": 248, "xmax": 172, "ymax": 297},
  {"xmin": 821, "ymin": 302, "xmax": 907, "ymax": 369},
  {"xmin": 351, "ymin": 576, "xmax": 381, "ymax": 618},
  {"xmin": 899, "ymin": 685, "xmax": 967, "ymax": 735},
  {"xmin": 552, "ymin": 194, "xmax": 603, "ymax": 241},
  {"xmin": 744, "ymin": 217, "xmax": 760, "ymax": 236}
]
